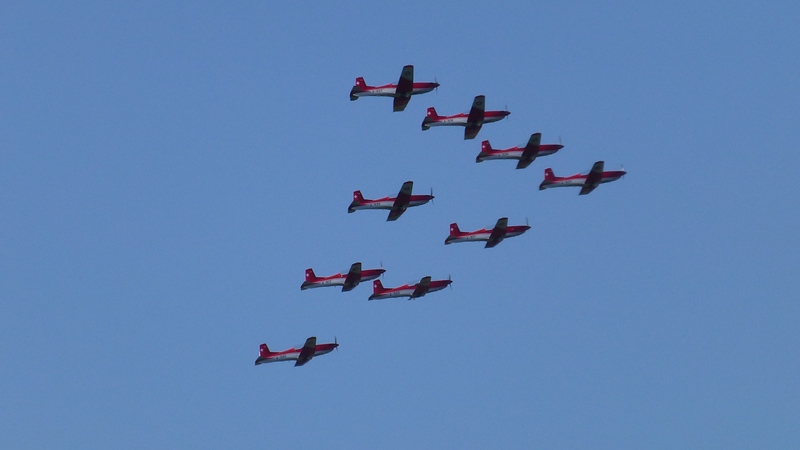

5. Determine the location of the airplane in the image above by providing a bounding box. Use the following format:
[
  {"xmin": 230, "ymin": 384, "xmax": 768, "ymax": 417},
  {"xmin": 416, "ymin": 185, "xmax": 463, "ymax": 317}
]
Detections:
[
  {"xmin": 539, "ymin": 161, "xmax": 626, "ymax": 195},
  {"xmin": 476, "ymin": 133, "xmax": 564, "ymax": 169},
  {"xmin": 301, "ymin": 262, "xmax": 385, "ymax": 292},
  {"xmin": 349, "ymin": 65, "xmax": 439, "ymax": 112},
  {"xmin": 348, "ymin": 181, "xmax": 434, "ymax": 221},
  {"xmin": 421, "ymin": 95, "xmax": 509, "ymax": 140},
  {"xmin": 255, "ymin": 336, "xmax": 338, "ymax": 367},
  {"xmin": 444, "ymin": 217, "xmax": 531, "ymax": 248},
  {"xmin": 368, "ymin": 276, "xmax": 452, "ymax": 300}
]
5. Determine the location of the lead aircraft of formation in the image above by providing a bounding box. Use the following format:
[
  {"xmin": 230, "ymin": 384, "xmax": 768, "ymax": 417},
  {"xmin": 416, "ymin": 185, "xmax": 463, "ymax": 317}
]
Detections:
[
  {"xmin": 421, "ymin": 95, "xmax": 509, "ymax": 140},
  {"xmin": 255, "ymin": 337, "xmax": 338, "ymax": 367},
  {"xmin": 350, "ymin": 65, "xmax": 439, "ymax": 112}
]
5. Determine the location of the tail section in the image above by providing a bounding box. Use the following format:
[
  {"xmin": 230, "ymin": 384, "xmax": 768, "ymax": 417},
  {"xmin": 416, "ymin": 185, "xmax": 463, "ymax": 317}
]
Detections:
[
  {"xmin": 540, "ymin": 168, "xmax": 556, "ymax": 190},
  {"xmin": 373, "ymin": 279, "xmax": 386, "ymax": 294},
  {"xmin": 449, "ymin": 223, "xmax": 461, "ymax": 236},
  {"xmin": 255, "ymin": 342, "xmax": 273, "ymax": 365},
  {"xmin": 348, "ymin": 190, "xmax": 364, "ymax": 213},
  {"xmin": 305, "ymin": 268, "xmax": 317, "ymax": 281},
  {"xmin": 350, "ymin": 77, "xmax": 368, "ymax": 101},
  {"xmin": 445, "ymin": 222, "xmax": 462, "ymax": 244},
  {"xmin": 421, "ymin": 107, "xmax": 438, "ymax": 130},
  {"xmin": 477, "ymin": 140, "xmax": 492, "ymax": 162},
  {"xmin": 301, "ymin": 268, "xmax": 318, "ymax": 290}
]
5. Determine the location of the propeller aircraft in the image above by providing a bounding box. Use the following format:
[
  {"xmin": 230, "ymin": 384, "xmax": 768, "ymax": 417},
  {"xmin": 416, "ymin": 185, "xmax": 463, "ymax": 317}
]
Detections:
[
  {"xmin": 349, "ymin": 65, "xmax": 439, "ymax": 112},
  {"xmin": 421, "ymin": 95, "xmax": 510, "ymax": 140},
  {"xmin": 369, "ymin": 276, "xmax": 452, "ymax": 300},
  {"xmin": 539, "ymin": 161, "xmax": 626, "ymax": 195},
  {"xmin": 255, "ymin": 337, "xmax": 338, "ymax": 367},
  {"xmin": 301, "ymin": 262, "xmax": 385, "ymax": 292},
  {"xmin": 476, "ymin": 133, "xmax": 563, "ymax": 169},
  {"xmin": 348, "ymin": 181, "xmax": 434, "ymax": 221},
  {"xmin": 445, "ymin": 217, "xmax": 530, "ymax": 248}
]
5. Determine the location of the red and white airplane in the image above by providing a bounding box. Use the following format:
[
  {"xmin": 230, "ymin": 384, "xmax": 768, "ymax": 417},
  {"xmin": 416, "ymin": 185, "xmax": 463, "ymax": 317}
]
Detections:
[
  {"xmin": 301, "ymin": 262, "xmax": 385, "ymax": 292},
  {"xmin": 348, "ymin": 181, "xmax": 434, "ymax": 221},
  {"xmin": 369, "ymin": 276, "xmax": 452, "ymax": 300},
  {"xmin": 539, "ymin": 161, "xmax": 626, "ymax": 195},
  {"xmin": 350, "ymin": 65, "xmax": 439, "ymax": 112},
  {"xmin": 421, "ymin": 95, "xmax": 509, "ymax": 140},
  {"xmin": 255, "ymin": 337, "xmax": 338, "ymax": 367},
  {"xmin": 477, "ymin": 133, "xmax": 564, "ymax": 169},
  {"xmin": 445, "ymin": 217, "xmax": 531, "ymax": 248}
]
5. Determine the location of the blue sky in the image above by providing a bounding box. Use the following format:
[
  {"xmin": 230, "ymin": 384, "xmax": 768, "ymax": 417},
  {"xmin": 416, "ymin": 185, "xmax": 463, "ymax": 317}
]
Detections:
[{"xmin": 1, "ymin": 1, "xmax": 799, "ymax": 448}]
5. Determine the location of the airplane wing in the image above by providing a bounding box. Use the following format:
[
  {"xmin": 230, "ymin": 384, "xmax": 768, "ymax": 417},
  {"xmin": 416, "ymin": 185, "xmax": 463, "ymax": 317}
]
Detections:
[
  {"xmin": 464, "ymin": 124, "xmax": 482, "ymax": 140},
  {"xmin": 393, "ymin": 65, "xmax": 414, "ymax": 112},
  {"xmin": 393, "ymin": 96, "xmax": 411, "ymax": 112},
  {"xmin": 294, "ymin": 336, "xmax": 317, "ymax": 367},
  {"xmin": 342, "ymin": 262, "xmax": 362, "ymax": 292},
  {"xmin": 388, "ymin": 181, "xmax": 413, "ymax": 221},
  {"xmin": 466, "ymin": 95, "xmax": 485, "ymax": 124},
  {"xmin": 516, "ymin": 133, "xmax": 541, "ymax": 169},
  {"xmin": 410, "ymin": 276, "xmax": 432, "ymax": 298},
  {"xmin": 579, "ymin": 161, "xmax": 605, "ymax": 196},
  {"xmin": 485, "ymin": 217, "xmax": 509, "ymax": 248}
]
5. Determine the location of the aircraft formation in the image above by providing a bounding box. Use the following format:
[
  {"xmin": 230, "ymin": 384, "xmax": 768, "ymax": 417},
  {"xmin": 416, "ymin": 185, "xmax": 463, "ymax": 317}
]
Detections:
[{"xmin": 258, "ymin": 65, "xmax": 626, "ymax": 367}]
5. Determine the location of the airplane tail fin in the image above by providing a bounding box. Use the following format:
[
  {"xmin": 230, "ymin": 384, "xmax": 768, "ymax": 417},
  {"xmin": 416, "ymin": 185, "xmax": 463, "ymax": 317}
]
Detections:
[
  {"xmin": 305, "ymin": 268, "xmax": 317, "ymax": 281},
  {"xmin": 348, "ymin": 190, "xmax": 364, "ymax": 213},
  {"xmin": 445, "ymin": 223, "xmax": 461, "ymax": 244},
  {"xmin": 540, "ymin": 168, "xmax": 556, "ymax": 190},
  {"xmin": 449, "ymin": 223, "xmax": 461, "ymax": 236},
  {"xmin": 373, "ymin": 279, "xmax": 386, "ymax": 293},
  {"xmin": 476, "ymin": 140, "xmax": 492, "ymax": 162},
  {"xmin": 301, "ymin": 268, "xmax": 318, "ymax": 290},
  {"xmin": 421, "ymin": 107, "xmax": 438, "ymax": 130},
  {"xmin": 350, "ymin": 77, "xmax": 368, "ymax": 100},
  {"xmin": 260, "ymin": 343, "xmax": 271, "ymax": 357}
]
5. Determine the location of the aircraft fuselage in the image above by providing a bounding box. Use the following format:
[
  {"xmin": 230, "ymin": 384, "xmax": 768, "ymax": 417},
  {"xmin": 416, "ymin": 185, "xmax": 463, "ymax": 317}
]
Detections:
[{"xmin": 541, "ymin": 171, "xmax": 625, "ymax": 189}]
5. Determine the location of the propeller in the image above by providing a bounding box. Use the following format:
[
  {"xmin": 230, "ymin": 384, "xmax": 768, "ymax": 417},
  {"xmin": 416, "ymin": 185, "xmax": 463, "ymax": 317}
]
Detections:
[
  {"xmin": 448, "ymin": 273, "xmax": 453, "ymax": 290},
  {"xmin": 380, "ymin": 261, "xmax": 385, "ymax": 278},
  {"xmin": 621, "ymin": 163, "xmax": 626, "ymax": 180},
  {"xmin": 434, "ymin": 76, "xmax": 439, "ymax": 95},
  {"xmin": 334, "ymin": 336, "xmax": 339, "ymax": 352},
  {"xmin": 430, "ymin": 187, "xmax": 435, "ymax": 204},
  {"xmin": 505, "ymin": 104, "xmax": 509, "ymax": 120}
]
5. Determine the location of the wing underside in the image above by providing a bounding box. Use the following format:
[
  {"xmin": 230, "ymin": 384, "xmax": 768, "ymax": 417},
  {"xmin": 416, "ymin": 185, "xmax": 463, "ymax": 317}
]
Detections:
[
  {"xmin": 466, "ymin": 95, "xmax": 485, "ymax": 124},
  {"xmin": 410, "ymin": 276, "xmax": 432, "ymax": 298},
  {"xmin": 388, "ymin": 181, "xmax": 413, "ymax": 221},
  {"xmin": 579, "ymin": 161, "xmax": 604, "ymax": 195},
  {"xmin": 342, "ymin": 262, "xmax": 362, "ymax": 291},
  {"xmin": 393, "ymin": 96, "xmax": 411, "ymax": 112},
  {"xmin": 516, "ymin": 133, "xmax": 541, "ymax": 169},
  {"xmin": 485, "ymin": 217, "xmax": 509, "ymax": 248},
  {"xmin": 295, "ymin": 337, "xmax": 317, "ymax": 367},
  {"xmin": 465, "ymin": 124, "xmax": 482, "ymax": 140}
]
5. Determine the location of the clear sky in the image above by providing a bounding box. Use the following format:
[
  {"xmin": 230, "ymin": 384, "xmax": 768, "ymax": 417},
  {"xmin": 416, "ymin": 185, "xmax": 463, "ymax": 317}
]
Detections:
[{"xmin": 2, "ymin": 1, "xmax": 799, "ymax": 448}]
